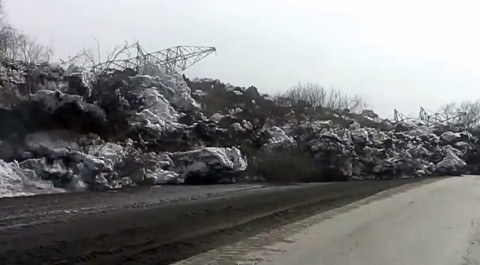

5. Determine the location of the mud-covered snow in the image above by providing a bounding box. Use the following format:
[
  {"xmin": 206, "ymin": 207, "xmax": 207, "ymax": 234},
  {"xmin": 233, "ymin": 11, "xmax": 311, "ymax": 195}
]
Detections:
[{"xmin": 0, "ymin": 61, "xmax": 479, "ymax": 197}]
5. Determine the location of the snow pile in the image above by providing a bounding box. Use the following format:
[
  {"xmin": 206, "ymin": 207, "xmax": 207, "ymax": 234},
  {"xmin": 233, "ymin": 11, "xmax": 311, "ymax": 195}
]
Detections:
[
  {"xmin": 0, "ymin": 160, "xmax": 64, "ymax": 197},
  {"xmin": 436, "ymin": 148, "xmax": 467, "ymax": 175},
  {"xmin": 129, "ymin": 87, "xmax": 181, "ymax": 133},
  {"xmin": 170, "ymin": 147, "xmax": 247, "ymax": 183},
  {"xmin": 132, "ymin": 71, "xmax": 200, "ymax": 111},
  {"xmin": 3, "ymin": 61, "xmax": 480, "ymax": 197},
  {"xmin": 262, "ymin": 126, "xmax": 297, "ymax": 151}
]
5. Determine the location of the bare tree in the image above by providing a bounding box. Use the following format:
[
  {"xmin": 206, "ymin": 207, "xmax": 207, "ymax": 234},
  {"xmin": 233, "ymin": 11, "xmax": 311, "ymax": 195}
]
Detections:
[
  {"xmin": 276, "ymin": 82, "xmax": 369, "ymax": 114},
  {"xmin": 17, "ymin": 34, "xmax": 53, "ymax": 63},
  {"xmin": 0, "ymin": 1, "xmax": 53, "ymax": 64},
  {"xmin": 0, "ymin": 25, "xmax": 17, "ymax": 60},
  {"xmin": 0, "ymin": 27, "xmax": 53, "ymax": 63},
  {"xmin": 439, "ymin": 100, "xmax": 480, "ymax": 129},
  {"xmin": 60, "ymin": 41, "xmax": 135, "ymax": 76}
]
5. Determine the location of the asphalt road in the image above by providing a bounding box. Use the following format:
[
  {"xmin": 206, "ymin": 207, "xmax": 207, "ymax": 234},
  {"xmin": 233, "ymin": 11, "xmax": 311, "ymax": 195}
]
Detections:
[
  {"xmin": 0, "ymin": 180, "xmax": 425, "ymax": 265},
  {"xmin": 179, "ymin": 176, "xmax": 480, "ymax": 265}
]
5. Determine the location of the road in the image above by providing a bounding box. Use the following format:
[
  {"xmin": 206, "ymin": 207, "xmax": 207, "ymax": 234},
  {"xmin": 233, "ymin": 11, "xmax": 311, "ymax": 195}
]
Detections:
[
  {"xmin": 0, "ymin": 184, "xmax": 269, "ymax": 229},
  {"xmin": 0, "ymin": 180, "xmax": 423, "ymax": 264},
  {"xmin": 178, "ymin": 176, "xmax": 480, "ymax": 265}
]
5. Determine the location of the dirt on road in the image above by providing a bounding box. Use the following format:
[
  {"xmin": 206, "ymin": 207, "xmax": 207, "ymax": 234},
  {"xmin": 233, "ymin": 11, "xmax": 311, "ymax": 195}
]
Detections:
[{"xmin": 0, "ymin": 179, "xmax": 434, "ymax": 265}]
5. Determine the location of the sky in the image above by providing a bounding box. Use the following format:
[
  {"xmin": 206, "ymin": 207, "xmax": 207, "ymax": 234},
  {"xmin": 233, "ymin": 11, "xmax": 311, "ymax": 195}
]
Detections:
[{"xmin": 4, "ymin": 0, "xmax": 480, "ymax": 117}]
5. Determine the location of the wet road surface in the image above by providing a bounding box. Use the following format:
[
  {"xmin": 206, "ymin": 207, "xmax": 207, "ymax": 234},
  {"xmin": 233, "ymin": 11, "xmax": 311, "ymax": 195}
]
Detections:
[{"xmin": 180, "ymin": 176, "xmax": 480, "ymax": 265}]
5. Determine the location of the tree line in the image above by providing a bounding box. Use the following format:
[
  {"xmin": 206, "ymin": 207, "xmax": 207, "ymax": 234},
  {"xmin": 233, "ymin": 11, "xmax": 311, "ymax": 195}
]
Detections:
[{"xmin": 0, "ymin": 1, "xmax": 52, "ymax": 64}]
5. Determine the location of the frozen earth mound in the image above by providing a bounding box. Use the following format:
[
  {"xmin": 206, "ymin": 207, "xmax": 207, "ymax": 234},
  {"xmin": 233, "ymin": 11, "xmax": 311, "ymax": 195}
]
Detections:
[{"xmin": 0, "ymin": 61, "xmax": 479, "ymax": 197}]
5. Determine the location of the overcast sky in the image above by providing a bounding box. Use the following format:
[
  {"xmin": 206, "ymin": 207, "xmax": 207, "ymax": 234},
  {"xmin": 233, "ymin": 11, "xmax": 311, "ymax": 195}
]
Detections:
[{"xmin": 5, "ymin": 0, "xmax": 480, "ymax": 117}]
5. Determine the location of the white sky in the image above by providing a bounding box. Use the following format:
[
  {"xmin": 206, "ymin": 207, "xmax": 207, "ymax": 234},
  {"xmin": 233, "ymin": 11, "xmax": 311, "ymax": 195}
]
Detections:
[{"xmin": 5, "ymin": 0, "xmax": 480, "ymax": 117}]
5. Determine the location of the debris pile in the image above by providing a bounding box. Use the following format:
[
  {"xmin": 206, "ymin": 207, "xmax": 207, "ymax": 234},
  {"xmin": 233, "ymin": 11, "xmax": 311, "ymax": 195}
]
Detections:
[{"xmin": 0, "ymin": 61, "xmax": 478, "ymax": 197}]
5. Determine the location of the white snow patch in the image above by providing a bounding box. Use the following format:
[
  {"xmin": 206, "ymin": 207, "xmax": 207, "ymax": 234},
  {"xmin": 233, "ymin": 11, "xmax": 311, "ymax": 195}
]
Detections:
[
  {"xmin": 140, "ymin": 70, "xmax": 200, "ymax": 110},
  {"xmin": 86, "ymin": 142, "xmax": 125, "ymax": 170},
  {"xmin": 130, "ymin": 87, "xmax": 181, "ymax": 133},
  {"xmin": 262, "ymin": 126, "xmax": 297, "ymax": 151},
  {"xmin": 0, "ymin": 160, "xmax": 64, "ymax": 198},
  {"xmin": 210, "ymin": 113, "xmax": 224, "ymax": 123},
  {"xmin": 436, "ymin": 148, "xmax": 467, "ymax": 174},
  {"xmin": 171, "ymin": 147, "xmax": 247, "ymax": 178}
]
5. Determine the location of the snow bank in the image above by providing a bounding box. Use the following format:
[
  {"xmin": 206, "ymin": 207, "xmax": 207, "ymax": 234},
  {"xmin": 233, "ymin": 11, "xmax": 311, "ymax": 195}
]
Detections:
[{"xmin": 0, "ymin": 160, "xmax": 64, "ymax": 198}]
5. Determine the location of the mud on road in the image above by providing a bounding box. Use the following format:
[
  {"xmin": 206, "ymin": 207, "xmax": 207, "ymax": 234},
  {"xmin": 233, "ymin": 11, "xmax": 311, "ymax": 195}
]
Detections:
[{"xmin": 0, "ymin": 179, "xmax": 435, "ymax": 265}]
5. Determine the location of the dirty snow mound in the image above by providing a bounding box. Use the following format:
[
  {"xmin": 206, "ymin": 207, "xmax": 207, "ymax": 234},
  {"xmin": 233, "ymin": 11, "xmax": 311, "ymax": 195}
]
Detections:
[{"xmin": 0, "ymin": 160, "xmax": 64, "ymax": 198}]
